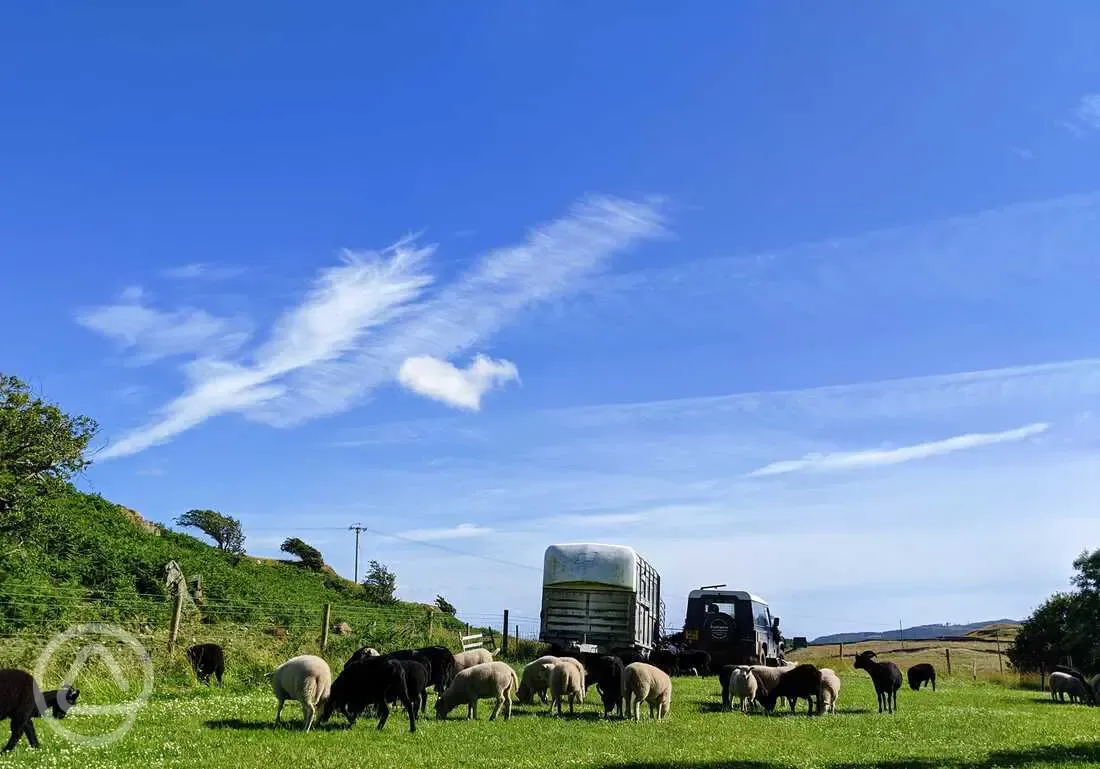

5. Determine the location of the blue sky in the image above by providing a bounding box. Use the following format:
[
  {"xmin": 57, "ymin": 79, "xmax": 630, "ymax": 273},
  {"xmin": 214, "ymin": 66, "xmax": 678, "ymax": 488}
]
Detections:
[{"xmin": 4, "ymin": 2, "xmax": 1100, "ymax": 638}]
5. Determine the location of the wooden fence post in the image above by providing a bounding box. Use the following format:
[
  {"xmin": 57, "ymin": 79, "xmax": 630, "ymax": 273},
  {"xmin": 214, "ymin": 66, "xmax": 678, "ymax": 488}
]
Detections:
[
  {"xmin": 502, "ymin": 610, "xmax": 510, "ymax": 656},
  {"xmin": 426, "ymin": 608, "xmax": 435, "ymax": 644},
  {"xmin": 320, "ymin": 603, "xmax": 332, "ymax": 651},
  {"xmin": 1040, "ymin": 663, "xmax": 1045, "ymax": 692},
  {"xmin": 972, "ymin": 659, "xmax": 977, "ymax": 680},
  {"xmin": 167, "ymin": 586, "xmax": 184, "ymax": 652},
  {"xmin": 996, "ymin": 639, "xmax": 1003, "ymax": 674},
  {"xmin": 945, "ymin": 648, "xmax": 952, "ymax": 675},
  {"xmin": 839, "ymin": 642, "xmax": 843, "ymax": 661}
]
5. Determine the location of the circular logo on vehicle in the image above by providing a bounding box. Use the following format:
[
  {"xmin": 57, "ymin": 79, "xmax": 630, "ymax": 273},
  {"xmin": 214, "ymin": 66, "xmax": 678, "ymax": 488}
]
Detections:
[{"xmin": 709, "ymin": 619, "xmax": 729, "ymax": 639}]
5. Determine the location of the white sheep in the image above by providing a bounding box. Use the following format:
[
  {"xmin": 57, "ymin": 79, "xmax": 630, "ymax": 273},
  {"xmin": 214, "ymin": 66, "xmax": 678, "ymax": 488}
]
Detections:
[
  {"xmin": 270, "ymin": 654, "xmax": 332, "ymax": 732},
  {"xmin": 818, "ymin": 668, "xmax": 841, "ymax": 714},
  {"xmin": 730, "ymin": 666, "xmax": 758, "ymax": 713},
  {"xmin": 517, "ymin": 655, "xmax": 560, "ymax": 704},
  {"xmin": 453, "ymin": 647, "xmax": 495, "ymax": 672},
  {"xmin": 549, "ymin": 660, "xmax": 586, "ymax": 716},
  {"xmin": 622, "ymin": 662, "xmax": 672, "ymax": 720},
  {"xmin": 1050, "ymin": 671, "xmax": 1089, "ymax": 703},
  {"xmin": 435, "ymin": 661, "xmax": 518, "ymax": 721}
]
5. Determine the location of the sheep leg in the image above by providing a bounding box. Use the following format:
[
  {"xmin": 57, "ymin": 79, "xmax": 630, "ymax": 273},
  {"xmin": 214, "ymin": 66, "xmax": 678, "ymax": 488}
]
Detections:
[
  {"xmin": 489, "ymin": 697, "xmax": 502, "ymax": 721},
  {"xmin": 274, "ymin": 697, "xmax": 285, "ymax": 726},
  {"xmin": 376, "ymin": 700, "xmax": 391, "ymax": 730},
  {"xmin": 503, "ymin": 693, "xmax": 512, "ymax": 721},
  {"xmin": 4, "ymin": 719, "xmax": 28, "ymax": 752},
  {"xmin": 569, "ymin": 693, "xmax": 575, "ymax": 715},
  {"xmin": 302, "ymin": 702, "xmax": 314, "ymax": 732},
  {"xmin": 471, "ymin": 699, "xmax": 479, "ymax": 720}
]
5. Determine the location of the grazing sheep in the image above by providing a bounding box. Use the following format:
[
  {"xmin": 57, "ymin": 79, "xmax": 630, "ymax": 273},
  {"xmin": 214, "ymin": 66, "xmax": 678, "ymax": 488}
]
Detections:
[
  {"xmin": 322, "ymin": 657, "xmax": 417, "ymax": 732},
  {"xmin": 818, "ymin": 668, "xmax": 841, "ymax": 714},
  {"xmin": 677, "ymin": 650, "xmax": 712, "ymax": 676},
  {"xmin": 744, "ymin": 662, "xmax": 796, "ymax": 700},
  {"xmin": 0, "ymin": 670, "xmax": 79, "ymax": 752},
  {"xmin": 394, "ymin": 658, "xmax": 431, "ymax": 721},
  {"xmin": 549, "ymin": 660, "xmax": 586, "ymax": 716},
  {"xmin": 1050, "ymin": 671, "xmax": 1090, "ymax": 704},
  {"xmin": 1053, "ymin": 666, "xmax": 1095, "ymax": 705},
  {"xmin": 649, "ymin": 648, "xmax": 679, "ymax": 676},
  {"xmin": 758, "ymin": 664, "xmax": 823, "ymax": 716},
  {"xmin": 719, "ymin": 665, "xmax": 757, "ymax": 712},
  {"xmin": 517, "ymin": 656, "xmax": 559, "ymax": 705},
  {"xmin": 270, "ymin": 655, "xmax": 332, "ymax": 732},
  {"xmin": 907, "ymin": 663, "xmax": 936, "ymax": 692},
  {"xmin": 453, "ymin": 647, "xmax": 495, "ymax": 672},
  {"xmin": 435, "ymin": 661, "xmax": 518, "ymax": 721},
  {"xmin": 186, "ymin": 643, "xmax": 225, "ymax": 687},
  {"xmin": 590, "ymin": 655, "xmax": 625, "ymax": 718},
  {"xmin": 622, "ymin": 662, "xmax": 672, "ymax": 721},
  {"xmin": 385, "ymin": 647, "xmax": 458, "ymax": 696},
  {"xmin": 346, "ymin": 647, "xmax": 382, "ymax": 666},
  {"xmin": 853, "ymin": 651, "xmax": 902, "ymax": 714},
  {"xmin": 614, "ymin": 648, "xmax": 645, "ymax": 666}
]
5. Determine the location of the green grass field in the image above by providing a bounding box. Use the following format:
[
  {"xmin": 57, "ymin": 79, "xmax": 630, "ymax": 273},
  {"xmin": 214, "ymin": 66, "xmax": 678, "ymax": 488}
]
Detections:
[{"xmin": 3, "ymin": 671, "xmax": 1099, "ymax": 769}]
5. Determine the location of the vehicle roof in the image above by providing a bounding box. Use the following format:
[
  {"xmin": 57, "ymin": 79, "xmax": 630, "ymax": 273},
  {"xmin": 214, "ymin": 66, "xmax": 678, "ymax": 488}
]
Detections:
[{"xmin": 687, "ymin": 589, "xmax": 767, "ymax": 604}]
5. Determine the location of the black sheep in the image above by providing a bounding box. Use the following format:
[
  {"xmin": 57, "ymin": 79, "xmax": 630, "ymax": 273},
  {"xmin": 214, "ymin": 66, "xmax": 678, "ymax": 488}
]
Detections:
[
  {"xmin": 678, "ymin": 650, "xmax": 712, "ymax": 676},
  {"xmin": 718, "ymin": 665, "xmax": 736, "ymax": 710},
  {"xmin": 613, "ymin": 648, "xmax": 645, "ymax": 666},
  {"xmin": 650, "ymin": 648, "xmax": 679, "ymax": 676},
  {"xmin": 589, "ymin": 655, "xmax": 625, "ymax": 718},
  {"xmin": 386, "ymin": 646, "xmax": 457, "ymax": 695},
  {"xmin": 394, "ymin": 658, "xmax": 431, "ymax": 720},
  {"xmin": 0, "ymin": 669, "xmax": 79, "ymax": 752},
  {"xmin": 186, "ymin": 643, "xmax": 225, "ymax": 686},
  {"xmin": 322, "ymin": 658, "xmax": 417, "ymax": 733},
  {"xmin": 854, "ymin": 650, "xmax": 902, "ymax": 714},
  {"xmin": 907, "ymin": 663, "xmax": 936, "ymax": 691},
  {"xmin": 758, "ymin": 663, "xmax": 822, "ymax": 716}
]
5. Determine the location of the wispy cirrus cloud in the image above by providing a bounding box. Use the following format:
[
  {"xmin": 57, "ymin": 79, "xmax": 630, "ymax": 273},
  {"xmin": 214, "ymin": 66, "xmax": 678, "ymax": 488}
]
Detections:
[
  {"xmin": 76, "ymin": 287, "xmax": 251, "ymax": 363},
  {"xmin": 1070, "ymin": 93, "xmax": 1100, "ymax": 133},
  {"xmin": 398, "ymin": 354, "xmax": 519, "ymax": 411},
  {"xmin": 747, "ymin": 422, "xmax": 1051, "ymax": 478},
  {"xmin": 396, "ymin": 523, "xmax": 493, "ymax": 541},
  {"xmin": 85, "ymin": 196, "xmax": 664, "ymax": 459},
  {"xmin": 161, "ymin": 263, "xmax": 246, "ymax": 280}
]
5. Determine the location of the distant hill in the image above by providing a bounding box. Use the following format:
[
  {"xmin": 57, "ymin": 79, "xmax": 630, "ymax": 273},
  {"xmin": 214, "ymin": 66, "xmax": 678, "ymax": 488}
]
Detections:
[{"xmin": 811, "ymin": 619, "xmax": 1020, "ymax": 645}]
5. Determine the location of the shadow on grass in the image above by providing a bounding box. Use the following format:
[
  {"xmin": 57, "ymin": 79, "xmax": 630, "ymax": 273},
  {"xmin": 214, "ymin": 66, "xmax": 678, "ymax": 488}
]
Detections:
[
  {"xmin": 598, "ymin": 741, "xmax": 1100, "ymax": 769},
  {"xmin": 204, "ymin": 718, "xmax": 347, "ymax": 732}
]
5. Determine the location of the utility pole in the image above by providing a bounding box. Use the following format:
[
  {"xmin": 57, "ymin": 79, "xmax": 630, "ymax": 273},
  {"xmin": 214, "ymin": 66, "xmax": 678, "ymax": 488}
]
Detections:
[{"xmin": 349, "ymin": 523, "xmax": 366, "ymax": 583}]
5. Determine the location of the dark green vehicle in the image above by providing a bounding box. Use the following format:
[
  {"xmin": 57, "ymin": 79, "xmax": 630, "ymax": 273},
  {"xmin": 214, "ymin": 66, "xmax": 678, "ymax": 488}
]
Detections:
[{"xmin": 682, "ymin": 587, "xmax": 784, "ymax": 668}]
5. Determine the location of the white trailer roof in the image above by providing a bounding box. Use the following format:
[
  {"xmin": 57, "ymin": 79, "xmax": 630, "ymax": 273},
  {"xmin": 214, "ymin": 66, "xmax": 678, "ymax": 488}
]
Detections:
[{"xmin": 543, "ymin": 543, "xmax": 639, "ymax": 590}]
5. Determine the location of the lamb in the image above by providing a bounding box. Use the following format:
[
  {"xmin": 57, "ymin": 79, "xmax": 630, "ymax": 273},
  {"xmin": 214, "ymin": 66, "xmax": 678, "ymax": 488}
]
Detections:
[
  {"xmin": 853, "ymin": 650, "xmax": 902, "ymax": 714},
  {"xmin": 649, "ymin": 648, "xmax": 679, "ymax": 676},
  {"xmin": 589, "ymin": 655, "xmax": 625, "ymax": 718},
  {"xmin": 435, "ymin": 661, "xmax": 518, "ymax": 721},
  {"xmin": 1050, "ymin": 671, "xmax": 1091, "ymax": 704},
  {"xmin": 818, "ymin": 668, "xmax": 841, "ymax": 714},
  {"xmin": 677, "ymin": 650, "xmax": 712, "ymax": 676},
  {"xmin": 549, "ymin": 659, "xmax": 586, "ymax": 716},
  {"xmin": 907, "ymin": 663, "xmax": 936, "ymax": 692},
  {"xmin": 322, "ymin": 657, "xmax": 417, "ymax": 732},
  {"xmin": 758, "ymin": 663, "xmax": 823, "ymax": 716},
  {"xmin": 719, "ymin": 665, "xmax": 758, "ymax": 712},
  {"xmin": 271, "ymin": 655, "xmax": 332, "ymax": 732},
  {"xmin": 186, "ymin": 643, "xmax": 225, "ymax": 687},
  {"xmin": 744, "ymin": 662, "xmax": 796, "ymax": 699},
  {"xmin": 394, "ymin": 658, "xmax": 431, "ymax": 721},
  {"xmin": 1053, "ymin": 666, "xmax": 1095, "ymax": 705},
  {"xmin": 453, "ymin": 647, "xmax": 494, "ymax": 672},
  {"xmin": 622, "ymin": 662, "xmax": 672, "ymax": 720},
  {"xmin": 517, "ymin": 656, "xmax": 560, "ymax": 705},
  {"xmin": 0, "ymin": 670, "xmax": 79, "ymax": 752}
]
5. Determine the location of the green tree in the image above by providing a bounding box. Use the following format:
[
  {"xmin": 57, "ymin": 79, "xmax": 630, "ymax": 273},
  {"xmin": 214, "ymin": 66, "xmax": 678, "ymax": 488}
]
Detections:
[
  {"xmin": 0, "ymin": 374, "xmax": 98, "ymax": 529},
  {"xmin": 435, "ymin": 594, "xmax": 457, "ymax": 615},
  {"xmin": 1009, "ymin": 548, "xmax": 1100, "ymax": 674},
  {"xmin": 175, "ymin": 509, "xmax": 245, "ymax": 554},
  {"xmin": 362, "ymin": 560, "xmax": 397, "ymax": 603},
  {"xmin": 280, "ymin": 537, "xmax": 324, "ymax": 571}
]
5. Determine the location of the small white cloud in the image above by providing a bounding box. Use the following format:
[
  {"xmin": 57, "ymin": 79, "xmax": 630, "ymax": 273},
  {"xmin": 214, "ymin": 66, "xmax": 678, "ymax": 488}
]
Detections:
[
  {"xmin": 398, "ymin": 355, "xmax": 519, "ymax": 411},
  {"xmin": 161, "ymin": 263, "xmax": 245, "ymax": 280},
  {"xmin": 397, "ymin": 523, "xmax": 493, "ymax": 541},
  {"xmin": 136, "ymin": 468, "xmax": 165, "ymax": 477},
  {"xmin": 748, "ymin": 423, "xmax": 1050, "ymax": 477},
  {"xmin": 1010, "ymin": 146, "xmax": 1034, "ymax": 160},
  {"xmin": 77, "ymin": 288, "xmax": 251, "ymax": 364}
]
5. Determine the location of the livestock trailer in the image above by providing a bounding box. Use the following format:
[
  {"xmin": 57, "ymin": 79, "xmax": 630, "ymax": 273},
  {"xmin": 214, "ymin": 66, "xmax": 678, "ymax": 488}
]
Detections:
[
  {"xmin": 682, "ymin": 588, "xmax": 784, "ymax": 668},
  {"xmin": 539, "ymin": 543, "xmax": 661, "ymax": 655}
]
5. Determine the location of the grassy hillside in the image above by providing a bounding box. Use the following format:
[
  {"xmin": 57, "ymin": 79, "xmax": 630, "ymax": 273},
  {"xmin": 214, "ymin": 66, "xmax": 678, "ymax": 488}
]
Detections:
[
  {"xmin": 0, "ymin": 487, "xmax": 456, "ymax": 638},
  {"xmin": 811, "ymin": 619, "xmax": 1021, "ymax": 645}
]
